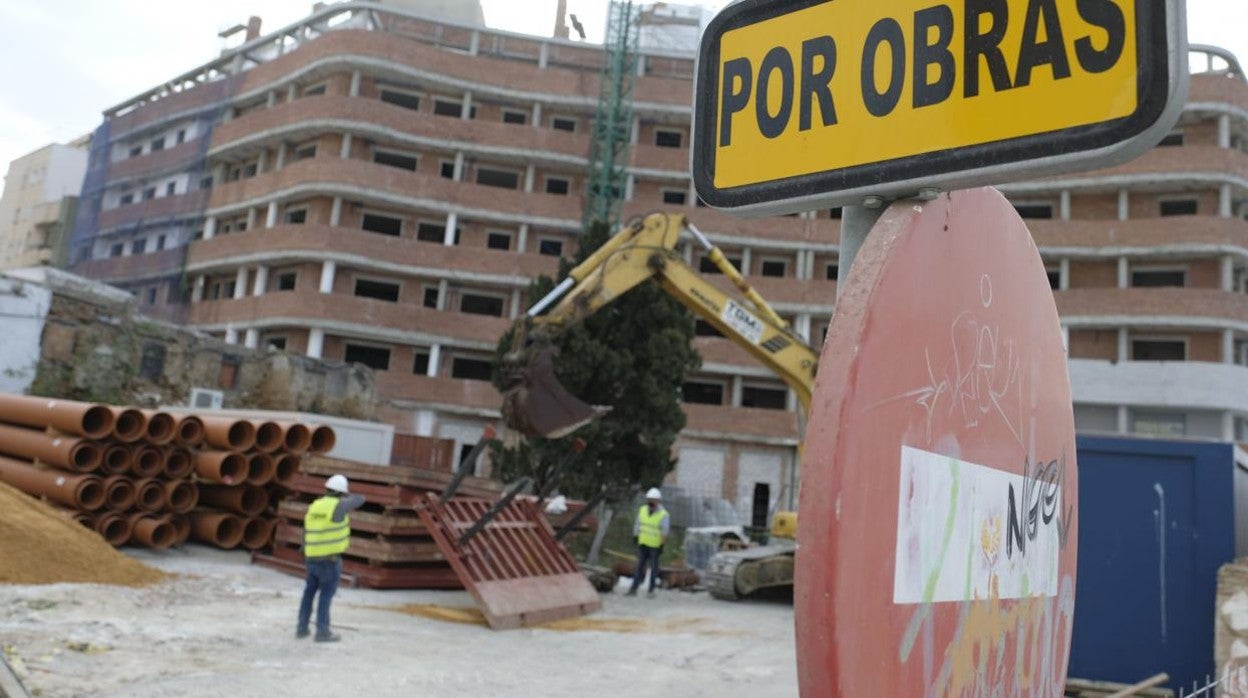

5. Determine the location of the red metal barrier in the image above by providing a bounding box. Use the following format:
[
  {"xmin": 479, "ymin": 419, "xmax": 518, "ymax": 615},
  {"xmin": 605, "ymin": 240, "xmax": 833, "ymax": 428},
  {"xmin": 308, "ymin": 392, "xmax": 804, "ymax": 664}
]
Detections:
[{"xmin": 417, "ymin": 493, "xmax": 601, "ymax": 629}]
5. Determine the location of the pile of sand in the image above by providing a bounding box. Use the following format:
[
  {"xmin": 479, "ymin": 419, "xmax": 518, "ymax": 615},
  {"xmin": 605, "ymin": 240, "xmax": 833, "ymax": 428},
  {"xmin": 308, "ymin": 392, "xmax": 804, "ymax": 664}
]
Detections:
[{"xmin": 0, "ymin": 481, "xmax": 164, "ymax": 586}]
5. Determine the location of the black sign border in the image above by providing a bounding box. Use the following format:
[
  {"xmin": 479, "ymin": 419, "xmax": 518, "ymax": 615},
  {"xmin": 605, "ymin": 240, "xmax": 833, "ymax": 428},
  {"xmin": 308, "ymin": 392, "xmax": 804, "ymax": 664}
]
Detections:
[{"xmin": 693, "ymin": 0, "xmax": 1180, "ymax": 212}]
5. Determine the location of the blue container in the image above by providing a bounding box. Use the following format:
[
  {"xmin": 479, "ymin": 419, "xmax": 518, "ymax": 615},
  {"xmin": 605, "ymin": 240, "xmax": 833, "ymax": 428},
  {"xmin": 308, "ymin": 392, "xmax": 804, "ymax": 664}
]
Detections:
[{"xmin": 1069, "ymin": 436, "xmax": 1238, "ymax": 689}]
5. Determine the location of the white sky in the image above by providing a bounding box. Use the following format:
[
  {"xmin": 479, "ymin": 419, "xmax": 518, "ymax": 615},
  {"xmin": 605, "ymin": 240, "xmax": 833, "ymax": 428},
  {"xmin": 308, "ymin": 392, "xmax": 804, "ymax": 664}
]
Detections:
[{"xmin": 0, "ymin": 0, "xmax": 1243, "ymax": 180}]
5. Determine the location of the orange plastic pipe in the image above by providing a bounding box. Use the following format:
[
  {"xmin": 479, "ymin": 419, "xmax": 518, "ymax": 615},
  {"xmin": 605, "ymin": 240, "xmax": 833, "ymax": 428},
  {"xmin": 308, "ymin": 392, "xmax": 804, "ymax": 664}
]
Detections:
[
  {"xmin": 140, "ymin": 410, "xmax": 176, "ymax": 445},
  {"xmin": 174, "ymin": 415, "xmax": 205, "ymax": 448},
  {"xmin": 101, "ymin": 445, "xmax": 131, "ymax": 475},
  {"xmin": 253, "ymin": 421, "xmax": 283, "ymax": 453},
  {"xmin": 198, "ymin": 484, "xmax": 268, "ymax": 516},
  {"xmin": 164, "ymin": 480, "xmax": 198, "ymax": 514},
  {"xmin": 0, "ymin": 393, "xmax": 114, "ymax": 439},
  {"xmin": 273, "ymin": 454, "xmax": 300, "ymax": 485},
  {"xmin": 109, "ymin": 407, "xmax": 147, "ymax": 443},
  {"xmin": 241, "ymin": 517, "xmax": 276, "ymax": 549},
  {"xmin": 169, "ymin": 514, "xmax": 191, "ymax": 546},
  {"xmin": 102, "ymin": 475, "xmax": 136, "ymax": 511},
  {"xmin": 245, "ymin": 452, "xmax": 276, "ymax": 486},
  {"xmin": 133, "ymin": 478, "xmax": 165, "ymax": 512},
  {"xmin": 0, "ymin": 455, "xmax": 105, "ymax": 510},
  {"xmin": 200, "ymin": 417, "xmax": 256, "ymax": 452},
  {"xmin": 53, "ymin": 506, "xmax": 95, "ymax": 528},
  {"xmin": 162, "ymin": 447, "xmax": 194, "ymax": 479},
  {"xmin": 276, "ymin": 422, "xmax": 312, "ymax": 454},
  {"xmin": 194, "ymin": 451, "xmax": 247, "ymax": 484},
  {"xmin": 189, "ymin": 510, "xmax": 244, "ymax": 548},
  {"xmin": 127, "ymin": 513, "xmax": 175, "ymax": 548},
  {"xmin": 131, "ymin": 446, "xmax": 164, "ymax": 478},
  {"xmin": 0, "ymin": 422, "xmax": 102, "ymax": 473},
  {"xmin": 94, "ymin": 512, "xmax": 133, "ymax": 546},
  {"xmin": 309, "ymin": 425, "xmax": 336, "ymax": 454}
]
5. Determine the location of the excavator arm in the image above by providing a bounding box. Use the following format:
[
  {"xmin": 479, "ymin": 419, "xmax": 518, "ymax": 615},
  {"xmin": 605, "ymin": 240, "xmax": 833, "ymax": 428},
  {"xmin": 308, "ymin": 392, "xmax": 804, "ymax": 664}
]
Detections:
[{"xmin": 501, "ymin": 212, "xmax": 818, "ymax": 437}]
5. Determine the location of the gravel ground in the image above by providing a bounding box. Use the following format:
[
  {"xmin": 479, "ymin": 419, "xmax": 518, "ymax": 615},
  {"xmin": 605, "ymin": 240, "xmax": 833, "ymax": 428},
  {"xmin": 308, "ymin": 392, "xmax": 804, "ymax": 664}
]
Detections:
[{"xmin": 0, "ymin": 545, "xmax": 797, "ymax": 697}]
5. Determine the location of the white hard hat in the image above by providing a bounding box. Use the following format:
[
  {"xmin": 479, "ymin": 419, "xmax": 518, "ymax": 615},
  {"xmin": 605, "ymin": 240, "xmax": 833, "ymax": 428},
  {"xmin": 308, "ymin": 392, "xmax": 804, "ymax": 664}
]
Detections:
[
  {"xmin": 326, "ymin": 474, "xmax": 349, "ymax": 494},
  {"xmin": 645, "ymin": 487, "xmax": 662, "ymax": 501}
]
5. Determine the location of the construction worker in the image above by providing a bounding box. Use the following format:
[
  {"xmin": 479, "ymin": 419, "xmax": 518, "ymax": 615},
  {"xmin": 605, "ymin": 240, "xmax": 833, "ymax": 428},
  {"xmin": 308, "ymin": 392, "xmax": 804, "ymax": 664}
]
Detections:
[
  {"xmin": 297, "ymin": 474, "xmax": 364, "ymax": 642},
  {"xmin": 627, "ymin": 487, "xmax": 669, "ymax": 598}
]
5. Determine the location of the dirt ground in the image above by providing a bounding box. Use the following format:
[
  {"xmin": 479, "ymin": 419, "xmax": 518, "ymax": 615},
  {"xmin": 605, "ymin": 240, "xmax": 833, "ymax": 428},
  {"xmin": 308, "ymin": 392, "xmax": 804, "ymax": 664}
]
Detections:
[{"xmin": 0, "ymin": 545, "xmax": 798, "ymax": 697}]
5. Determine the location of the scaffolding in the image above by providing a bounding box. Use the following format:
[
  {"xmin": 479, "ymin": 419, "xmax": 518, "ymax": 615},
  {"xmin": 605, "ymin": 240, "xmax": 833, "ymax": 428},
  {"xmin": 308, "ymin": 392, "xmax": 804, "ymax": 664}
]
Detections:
[{"xmin": 583, "ymin": 1, "xmax": 640, "ymax": 233}]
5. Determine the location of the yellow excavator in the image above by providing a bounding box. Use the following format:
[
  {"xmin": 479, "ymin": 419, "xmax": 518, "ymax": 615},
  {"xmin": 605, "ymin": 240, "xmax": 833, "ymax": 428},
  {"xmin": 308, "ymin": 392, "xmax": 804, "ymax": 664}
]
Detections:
[{"xmin": 499, "ymin": 212, "xmax": 818, "ymax": 599}]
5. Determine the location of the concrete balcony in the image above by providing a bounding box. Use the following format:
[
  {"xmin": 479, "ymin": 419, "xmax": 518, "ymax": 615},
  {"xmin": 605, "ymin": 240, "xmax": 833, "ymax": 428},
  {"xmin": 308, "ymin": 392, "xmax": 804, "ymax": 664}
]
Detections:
[
  {"xmin": 72, "ymin": 247, "xmax": 186, "ymax": 283},
  {"xmin": 96, "ymin": 190, "xmax": 209, "ymax": 231},
  {"xmin": 1069, "ymin": 358, "xmax": 1248, "ymax": 413}
]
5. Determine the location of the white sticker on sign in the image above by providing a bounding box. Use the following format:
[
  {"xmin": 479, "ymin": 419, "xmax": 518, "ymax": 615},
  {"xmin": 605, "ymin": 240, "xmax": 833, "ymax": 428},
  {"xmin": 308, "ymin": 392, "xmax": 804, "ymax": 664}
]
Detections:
[
  {"xmin": 893, "ymin": 446, "xmax": 1062, "ymax": 604},
  {"xmin": 720, "ymin": 299, "xmax": 765, "ymax": 345}
]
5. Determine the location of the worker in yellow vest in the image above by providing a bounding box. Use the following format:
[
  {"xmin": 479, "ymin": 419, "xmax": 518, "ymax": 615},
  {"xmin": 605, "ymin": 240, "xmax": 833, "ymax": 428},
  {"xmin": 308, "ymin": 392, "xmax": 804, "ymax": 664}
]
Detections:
[
  {"xmin": 297, "ymin": 474, "xmax": 364, "ymax": 642},
  {"xmin": 626, "ymin": 487, "xmax": 670, "ymax": 598}
]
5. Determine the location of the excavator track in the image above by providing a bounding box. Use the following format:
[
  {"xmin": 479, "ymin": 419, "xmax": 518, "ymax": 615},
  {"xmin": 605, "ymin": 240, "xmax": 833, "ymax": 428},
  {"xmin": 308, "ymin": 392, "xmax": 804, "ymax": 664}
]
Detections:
[{"xmin": 706, "ymin": 540, "xmax": 797, "ymax": 601}]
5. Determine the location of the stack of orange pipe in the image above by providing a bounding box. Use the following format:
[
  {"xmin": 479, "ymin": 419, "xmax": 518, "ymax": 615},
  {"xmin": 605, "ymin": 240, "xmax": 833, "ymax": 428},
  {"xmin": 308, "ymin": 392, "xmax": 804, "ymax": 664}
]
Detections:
[{"xmin": 0, "ymin": 393, "xmax": 333, "ymax": 553}]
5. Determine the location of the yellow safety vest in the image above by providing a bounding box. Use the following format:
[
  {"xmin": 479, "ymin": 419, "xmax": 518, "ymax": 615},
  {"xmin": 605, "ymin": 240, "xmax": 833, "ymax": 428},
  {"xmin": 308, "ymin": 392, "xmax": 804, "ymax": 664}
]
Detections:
[
  {"xmin": 637, "ymin": 505, "xmax": 668, "ymax": 549},
  {"xmin": 304, "ymin": 495, "xmax": 350, "ymax": 559}
]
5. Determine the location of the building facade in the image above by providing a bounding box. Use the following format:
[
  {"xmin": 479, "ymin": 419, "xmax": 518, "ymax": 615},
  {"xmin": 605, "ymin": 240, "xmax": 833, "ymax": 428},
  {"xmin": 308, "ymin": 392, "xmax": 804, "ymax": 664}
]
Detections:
[
  {"xmin": 0, "ymin": 139, "xmax": 89, "ymax": 270},
  {"xmin": 68, "ymin": 3, "xmax": 1248, "ymax": 520}
]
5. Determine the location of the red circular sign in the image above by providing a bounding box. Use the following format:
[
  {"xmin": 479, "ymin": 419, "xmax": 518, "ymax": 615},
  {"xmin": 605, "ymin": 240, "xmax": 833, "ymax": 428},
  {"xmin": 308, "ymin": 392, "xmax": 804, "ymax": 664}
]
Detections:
[{"xmin": 796, "ymin": 188, "xmax": 1078, "ymax": 696}]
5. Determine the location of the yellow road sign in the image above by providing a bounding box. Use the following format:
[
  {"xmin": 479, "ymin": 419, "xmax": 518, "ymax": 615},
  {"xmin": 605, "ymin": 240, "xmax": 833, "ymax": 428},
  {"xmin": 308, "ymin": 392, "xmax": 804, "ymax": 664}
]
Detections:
[{"xmin": 693, "ymin": 0, "xmax": 1187, "ymax": 215}]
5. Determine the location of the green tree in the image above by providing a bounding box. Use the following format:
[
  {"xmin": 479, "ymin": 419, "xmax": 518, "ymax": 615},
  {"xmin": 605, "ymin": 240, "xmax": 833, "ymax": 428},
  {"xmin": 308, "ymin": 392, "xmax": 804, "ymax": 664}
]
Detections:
[{"xmin": 490, "ymin": 220, "xmax": 700, "ymax": 505}]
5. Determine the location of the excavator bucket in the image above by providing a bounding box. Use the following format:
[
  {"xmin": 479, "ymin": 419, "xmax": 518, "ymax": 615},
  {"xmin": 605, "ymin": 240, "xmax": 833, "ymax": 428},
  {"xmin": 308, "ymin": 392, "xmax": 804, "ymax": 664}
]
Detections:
[{"xmin": 500, "ymin": 343, "xmax": 607, "ymax": 438}]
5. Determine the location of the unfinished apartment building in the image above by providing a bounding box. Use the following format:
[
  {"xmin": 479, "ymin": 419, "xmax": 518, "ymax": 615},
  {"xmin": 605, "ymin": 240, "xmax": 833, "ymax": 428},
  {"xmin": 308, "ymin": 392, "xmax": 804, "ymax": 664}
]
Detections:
[{"xmin": 65, "ymin": 1, "xmax": 1248, "ymax": 520}]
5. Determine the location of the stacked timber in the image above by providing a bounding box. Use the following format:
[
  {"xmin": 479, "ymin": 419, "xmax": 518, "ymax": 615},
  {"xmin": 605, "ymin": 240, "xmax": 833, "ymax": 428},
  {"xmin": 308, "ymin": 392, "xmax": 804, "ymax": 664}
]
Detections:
[
  {"xmin": 0, "ymin": 392, "xmax": 332, "ymax": 552},
  {"xmin": 254, "ymin": 451, "xmax": 596, "ymax": 590}
]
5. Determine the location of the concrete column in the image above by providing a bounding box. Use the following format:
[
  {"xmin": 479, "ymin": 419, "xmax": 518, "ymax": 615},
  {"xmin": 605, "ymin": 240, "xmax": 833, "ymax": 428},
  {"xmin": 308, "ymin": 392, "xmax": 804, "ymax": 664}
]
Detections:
[
  {"xmin": 244, "ymin": 328, "xmax": 259, "ymax": 349},
  {"xmin": 444, "ymin": 212, "xmax": 458, "ymax": 246},
  {"xmin": 517, "ymin": 224, "xmax": 529, "ymax": 252},
  {"xmin": 246, "ymin": 207, "xmax": 258, "ymax": 231},
  {"xmin": 1220, "ymin": 184, "xmax": 1233, "ymax": 218},
  {"xmin": 265, "ymin": 202, "xmax": 278, "ymax": 229},
  {"xmin": 340, "ymin": 133, "xmax": 353, "ymax": 160},
  {"xmin": 252, "ymin": 265, "xmax": 268, "ymax": 296},
  {"xmin": 636, "ymin": 54, "xmax": 647, "ymax": 77},
  {"xmin": 330, "ymin": 197, "xmax": 343, "ymax": 227},
  {"xmin": 436, "ymin": 279, "xmax": 449, "ymax": 311},
  {"xmin": 1117, "ymin": 256, "xmax": 1129, "ymax": 289},
  {"xmin": 687, "ymin": 179, "xmax": 697, "ymax": 206},
  {"xmin": 739, "ymin": 247, "xmax": 752, "ymax": 275},
  {"xmin": 786, "ymin": 389, "xmax": 798, "ymax": 412},
  {"xmin": 1219, "ymin": 114, "xmax": 1232, "ymax": 149},
  {"xmin": 256, "ymin": 149, "xmax": 268, "ymax": 174},
  {"xmin": 1223, "ymin": 411, "xmax": 1236, "ymax": 442},
  {"xmin": 1117, "ymin": 189, "xmax": 1129, "ymax": 220},
  {"xmin": 275, "ymin": 143, "xmax": 288, "ymax": 169},
  {"xmin": 731, "ymin": 376, "xmax": 744, "ymax": 407},
  {"xmin": 233, "ymin": 268, "xmax": 248, "ymax": 299},
  {"xmin": 266, "ymin": 90, "xmax": 277, "ymax": 108},
  {"xmin": 524, "ymin": 165, "xmax": 536, "ymax": 193},
  {"xmin": 538, "ymin": 43, "xmax": 549, "ymax": 69},
  {"xmin": 1061, "ymin": 325, "xmax": 1070, "ymax": 353},
  {"xmin": 532, "ymin": 102, "xmax": 543, "ymax": 128},
  {"xmin": 808, "ymin": 250, "xmax": 817, "ymax": 280},
  {"xmin": 307, "ymin": 329, "xmax": 325, "ymax": 359},
  {"xmin": 1059, "ymin": 258, "xmax": 1071, "ymax": 290},
  {"xmin": 192, "ymin": 276, "xmax": 205, "ymax": 302},
  {"xmin": 794, "ymin": 251, "xmax": 808, "ymax": 280},
  {"xmin": 461, "ymin": 91, "xmax": 473, "ymax": 120},
  {"xmin": 453, "ymin": 152, "xmax": 465, "ymax": 181},
  {"xmin": 203, "ymin": 216, "xmax": 217, "ymax": 240},
  {"xmin": 631, "ymin": 116, "xmax": 640, "ymax": 145},
  {"xmin": 795, "ymin": 314, "xmax": 812, "ymax": 342},
  {"xmin": 1059, "ymin": 190, "xmax": 1071, "ymax": 221},
  {"xmin": 225, "ymin": 327, "xmax": 239, "ymax": 345},
  {"xmin": 427, "ymin": 344, "xmax": 441, "ymax": 377},
  {"xmin": 1117, "ymin": 405, "xmax": 1129, "ymax": 434},
  {"xmin": 1223, "ymin": 255, "xmax": 1235, "ymax": 291},
  {"xmin": 624, "ymin": 174, "xmax": 635, "ymax": 201},
  {"xmin": 319, "ymin": 261, "xmax": 336, "ymax": 294},
  {"xmin": 1117, "ymin": 328, "xmax": 1129, "ymax": 362},
  {"xmin": 510, "ymin": 289, "xmax": 522, "ymax": 318},
  {"xmin": 349, "ymin": 70, "xmax": 361, "ymax": 97},
  {"xmin": 213, "ymin": 163, "xmax": 226, "ymax": 184},
  {"xmin": 286, "ymin": 84, "xmax": 297, "ymax": 102},
  {"xmin": 1224, "ymin": 329, "xmax": 1235, "ymax": 364},
  {"xmin": 469, "ymin": 30, "xmax": 480, "ymax": 56},
  {"xmin": 222, "ymin": 107, "xmax": 235, "ymax": 123}
]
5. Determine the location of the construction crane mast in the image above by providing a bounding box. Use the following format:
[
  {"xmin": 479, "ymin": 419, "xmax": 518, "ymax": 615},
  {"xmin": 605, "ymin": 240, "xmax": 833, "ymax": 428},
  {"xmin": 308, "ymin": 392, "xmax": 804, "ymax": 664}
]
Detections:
[{"xmin": 583, "ymin": 1, "xmax": 640, "ymax": 232}]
